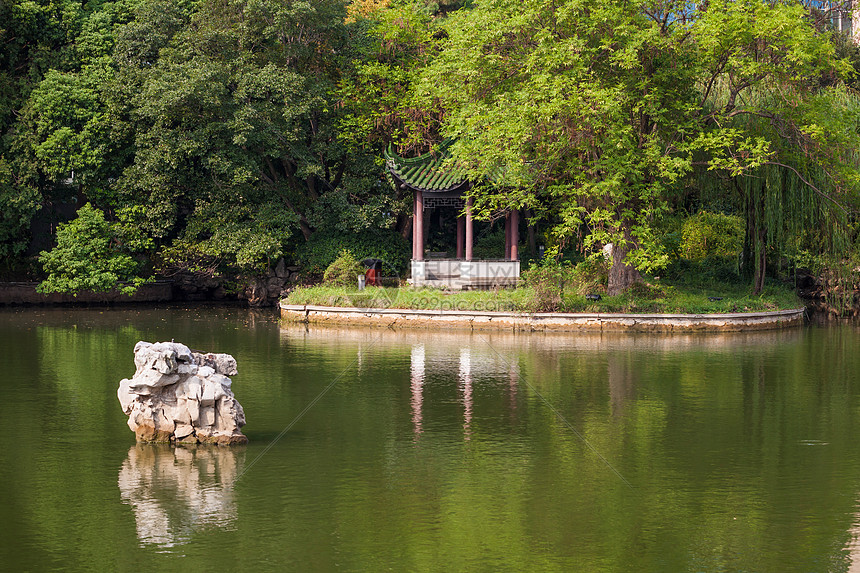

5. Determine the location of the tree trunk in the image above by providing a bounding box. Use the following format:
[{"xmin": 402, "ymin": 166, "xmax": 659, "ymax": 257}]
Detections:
[
  {"xmin": 607, "ymin": 229, "xmax": 643, "ymax": 295},
  {"xmin": 753, "ymin": 221, "xmax": 766, "ymax": 295},
  {"xmin": 751, "ymin": 184, "xmax": 766, "ymax": 295},
  {"xmin": 396, "ymin": 213, "xmax": 412, "ymax": 240},
  {"xmin": 526, "ymin": 208, "xmax": 537, "ymax": 256}
]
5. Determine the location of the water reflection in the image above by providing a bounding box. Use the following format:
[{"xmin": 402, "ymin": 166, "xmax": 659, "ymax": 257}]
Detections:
[
  {"xmin": 508, "ymin": 366, "xmax": 519, "ymax": 423},
  {"xmin": 279, "ymin": 322, "xmax": 806, "ymax": 353},
  {"xmin": 608, "ymin": 353, "xmax": 638, "ymax": 416},
  {"xmin": 410, "ymin": 344, "xmax": 425, "ymax": 440},
  {"xmin": 459, "ymin": 348, "xmax": 473, "ymax": 441},
  {"xmin": 118, "ymin": 444, "xmax": 244, "ymax": 549},
  {"xmin": 6, "ymin": 307, "xmax": 860, "ymax": 571}
]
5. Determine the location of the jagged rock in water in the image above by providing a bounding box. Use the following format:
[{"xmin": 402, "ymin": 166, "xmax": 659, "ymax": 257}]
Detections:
[{"xmin": 118, "ymin": 341, "xmax": 247, "ymax": 445}]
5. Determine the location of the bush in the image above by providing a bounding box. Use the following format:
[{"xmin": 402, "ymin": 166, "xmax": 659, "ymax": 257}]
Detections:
[
  {"xmin": 521, "ymin": 258, "xmax": 575, "ymax": 312},
  {"xmin": 295, "ymin": 229, "xmax": 410, "ymax": 276},
  {"xmin": 323, "ymin": 250, "xmax": 364, "ymax": 287},
  {"xmin": 521, "ymin": 252, "xmax": 610, "ymax": 311},
  {"xmin": 569, "ymin": 254, "xmax": 609, "ymax": 295},
  {"xmin": 680, "ymin": 211, "xmax": 743, "ymax": 262},
  {"xmin": 37, "ymin": 203, "xmax": 150, "ymax": 295},
  {"xmin": 473, "ymin": 226, "xmax": 507, "ymax": 259}
]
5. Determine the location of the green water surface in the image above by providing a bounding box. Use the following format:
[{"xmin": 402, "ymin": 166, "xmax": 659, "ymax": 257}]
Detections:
[{"xmin": 1, "ymin": 306, "xmax": 859, "ymax": 572}]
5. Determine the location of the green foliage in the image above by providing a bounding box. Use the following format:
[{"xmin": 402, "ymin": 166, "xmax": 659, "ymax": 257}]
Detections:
[
  {"xmin": 337, "ymin": 0, "xmax": 449, "ymax": 151},
  {"xmin": 680, "ymin": 211, "xmax": 744, "ymax": 262},
  {"xmin": 569, "ymin": 255, "xmax": 609, "ymax": 296},
  {"xmin": 0, "ymin": 0, "xmax": 858, "ymax": 306},
  {"xmin": 155, "ymin": 200, "xmax": 299, "ymax": 278},
  {"xmin": 23, "ymin": 68, "xmax": 112, "ymax": 182},
  {"xmin": 111, "ymin": 0, "xmax": 388, "ymax": 255},
  {"xmin": 285, "ymin": 276, "xmax": 801, "ymax": 314},
  {"xmin": 419, "ymin": 0, "xmax": 857, "ymax": 294},
  {"xmin": 0, "ymin": 158, "xmax": 40, "ymax": 258},
  {"xmin": 37, "ymin": 203, "xmax": 149, "ymax": 295},
  {"xmin": 472, "ymin": 225, "xmax": 506, "ymax": 260},
  {"xmin": 521, "ymin": 257, "xmax": 573, "ymax": 312},
  {"xmin": 114, "ymin": 205, "xmax": 155, "ymax": 254},
  {"xmin": 295, "ymin": 229, "xmax": 410, "ymax": 276},
  {"xmin": 323, "ymin": 250, "xmax": 364, "ymax": 288},
  {"xmin": 521, "ymin": 252, "xmax": 613, "ymax": 311}
]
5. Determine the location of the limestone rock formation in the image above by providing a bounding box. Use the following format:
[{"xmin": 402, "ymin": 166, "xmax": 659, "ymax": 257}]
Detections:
[{"xmin": 118, "ymin": 341, "xmax": 248, "ymax": 445}]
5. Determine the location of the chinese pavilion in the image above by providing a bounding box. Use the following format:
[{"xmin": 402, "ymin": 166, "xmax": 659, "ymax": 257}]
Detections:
[{"xmin": 385, "ymin": 140, "xmax": 520, "ymax": 289}]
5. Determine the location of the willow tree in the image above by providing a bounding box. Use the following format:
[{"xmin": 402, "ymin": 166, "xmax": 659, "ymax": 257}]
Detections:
[
  {"xmin": 720, "ymin": 89, "xmax": 860, "ymax": 294},
  {"xmin": 419, "ymin": 0, "xmax": 855, "ymax": 294},
  {"xmin": 690, "ymin": 1, "xmax": 860, "ymax": 294}
]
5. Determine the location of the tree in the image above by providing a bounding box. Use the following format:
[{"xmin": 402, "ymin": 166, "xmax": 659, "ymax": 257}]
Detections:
[
  {"xmin": 0, "ymin": 0, "xmax": 87, "ymax": 261},
  {"xmin": 37, "ymin": 203, "xmax": 150, "ymax": 295},
  {"xmin": 420, "ymin": 0, "xmax": 857, "ymax": 294},
  {"xmin": 0, "ymin": 158, "xmax": 40, "ymax": 260},
  {"xmin": 2, "ymin": 0, "xmax": 140, "ymax": 264},
  {"xmin": 691, "ymin": 2, "xmax": 860, "ymax": 293},
  {"xmin": 107, "ymin": 0, "xmax": 397, "ymax": 278}
]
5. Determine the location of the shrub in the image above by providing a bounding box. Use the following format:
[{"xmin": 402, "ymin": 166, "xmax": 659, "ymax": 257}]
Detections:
[
  {"xmin": 295, "ymin": 229, "xmax": 410, "ymax": 276},
  {"xmin": 37, "ymin": 203, "xmax": 150, "ymax": 295},
  {"xmin": 680, "ymin": 211, "xmax": 743, "ymax": 262},
  {"xmin": 522, "ymin": 257, "xmax": 574, "ymax": 312},
  {"xmin": 569, "ymin": 254, "xmax": 609, "ymax": 295},
  {"xmin": 473, "ymin": 226, "xmax": 507, "ymax": 259},
  {"xmin": 323, "ymin": 250, "xmax": 364, "ymax": 287}
]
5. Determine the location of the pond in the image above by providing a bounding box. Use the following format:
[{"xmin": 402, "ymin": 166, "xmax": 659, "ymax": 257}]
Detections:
[{"xmin": 1, "ymin": 306, "xmax": 860, "ymax": 572}]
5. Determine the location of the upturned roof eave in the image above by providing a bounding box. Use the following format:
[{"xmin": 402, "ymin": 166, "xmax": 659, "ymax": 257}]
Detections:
[{"xmin": 384, "ymin": 139, "xmax": 471, "ymax": 194}]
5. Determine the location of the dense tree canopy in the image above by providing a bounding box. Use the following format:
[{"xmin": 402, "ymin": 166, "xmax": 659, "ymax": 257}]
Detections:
[
  {"xmin": 0, "ymin": 0, "xmax": 858, "ymax": 297},
  {"xmin": 419, "ymin": 0, "xmax": 860, "ymax": 293}
]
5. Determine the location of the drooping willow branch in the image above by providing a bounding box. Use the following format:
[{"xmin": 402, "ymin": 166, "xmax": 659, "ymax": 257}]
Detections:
[{"xmin": 763, "ymin": 160, "xmax": 852, "ymax": 217}]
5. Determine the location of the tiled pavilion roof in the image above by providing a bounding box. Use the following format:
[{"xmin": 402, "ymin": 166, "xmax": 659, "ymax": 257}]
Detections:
[{"xmin": 384, "ymin": 139, "xmax": 470, "ymax": 194}]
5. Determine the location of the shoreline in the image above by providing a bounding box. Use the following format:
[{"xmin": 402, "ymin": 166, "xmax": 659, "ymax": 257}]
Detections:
[
  {"xmin": 0, "ymin": 281, "xmax": 174, "ymax": 305},
  {"xmin": 280, "ymin": 303, "xmax": 806, "ymax": 332}
]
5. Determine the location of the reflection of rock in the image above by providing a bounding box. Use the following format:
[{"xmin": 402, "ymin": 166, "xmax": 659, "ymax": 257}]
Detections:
[
  {"xmin": 118, "ymin": 444, "xmax": 243, "ymax": 547},
  {"xmin": 118, "ymin": 341, "xmax": 247, "ymax": 445}
]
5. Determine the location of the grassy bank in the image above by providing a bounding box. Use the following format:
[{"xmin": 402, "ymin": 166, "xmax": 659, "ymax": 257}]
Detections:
[{"xmin": 283, "ymin": 278, "xmax": 803, "ymax": 314}]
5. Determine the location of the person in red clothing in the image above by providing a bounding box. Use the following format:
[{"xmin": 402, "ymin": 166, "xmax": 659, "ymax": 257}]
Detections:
[
  {"xmin": 364, "ymin": 259, "xmax": 382, "ymax": 286},
  {"xmin": 365, "ymin": 265, "xmax": 380, "ymax": 286}
]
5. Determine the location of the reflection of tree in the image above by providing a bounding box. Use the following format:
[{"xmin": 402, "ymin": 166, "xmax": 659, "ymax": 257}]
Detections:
[
  {"xmin": 607, "ymin": 352, "xmax": 638, "ymax": 417},
  {"xmin": 280, "ymin": 322, "xmax": 860, "ymax": 569},
  {"xmin": 118, "ymin": 445, "xmax": 244, "ymax": 548}
]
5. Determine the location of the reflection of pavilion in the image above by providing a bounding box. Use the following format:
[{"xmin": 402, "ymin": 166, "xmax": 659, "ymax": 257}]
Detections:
[
  {"xmin": 118, "ymin": 445, "xmax": 243, "ymax": 548},
  {"xmin": 409, "ymin": 342, "xmax": 518, "ymax": 442},
  {"xmin": 386, "ymin": 140, "xmax": 520, "ymax": 289}
]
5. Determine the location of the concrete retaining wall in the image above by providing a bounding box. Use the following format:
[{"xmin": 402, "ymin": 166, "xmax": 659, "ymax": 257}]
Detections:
[
  {"xmin": 280, "ymin": 304, "xmax": 806, "ymax": 332},
  {"xmin": 0, "ymin": 281, "xmax": 173, "ymax": 305}
]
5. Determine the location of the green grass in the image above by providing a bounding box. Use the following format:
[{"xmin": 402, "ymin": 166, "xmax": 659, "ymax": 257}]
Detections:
[{"xmin": 283, "ymin": 277, "xmax": 803, "ymax": 314}]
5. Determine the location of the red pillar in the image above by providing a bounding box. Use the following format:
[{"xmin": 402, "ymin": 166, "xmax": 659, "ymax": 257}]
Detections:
[
  {"xmin": 457, "ymin": 214, "xmax": 465, "ymax": 259},
  {"xmin": 414, "ymin": 190, "xmax": 424, "ymax": 261},
  {"xmin": 465, "ymin": 197, "xmax": 474, "ymax": 261},
  {"xmin": 510, "ymin": 208, "xmax": 519, "ymax": 261},
  {"xmin": 412, "ymin": 192, "xmax": 418, "ymax": 260},
  {"xmin": 504, "ymin": 212, "xmax": 512, "ymax": 261}
]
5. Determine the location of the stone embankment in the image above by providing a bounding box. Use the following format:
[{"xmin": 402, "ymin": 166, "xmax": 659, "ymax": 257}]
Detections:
[
  {"xmin": 173, "ymin": 258, "xmax": 301, "ymax": 306},
  {"xmin": 281, "ymin": 304, "xmax": 805, "ymax": 332},
  {"xmin": 118, "ymin": 341, "xmax": 247, "ymax": 445},
  {"xmin": 0, "ymin": 258, "xmax": 299, "ymax": 306},
  {"xmin": 0, "ymin": 280, "xmax": 173, "ymax": 305}
]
